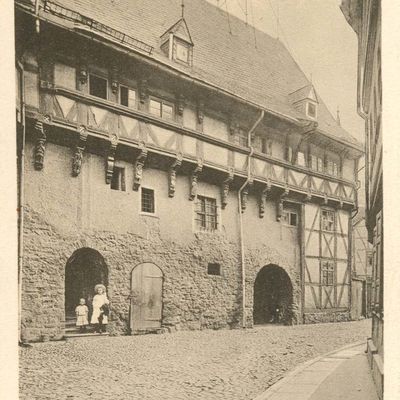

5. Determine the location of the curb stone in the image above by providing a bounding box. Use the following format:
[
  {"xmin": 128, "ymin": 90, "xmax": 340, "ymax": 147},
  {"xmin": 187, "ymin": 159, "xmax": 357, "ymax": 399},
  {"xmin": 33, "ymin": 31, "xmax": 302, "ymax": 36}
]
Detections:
[{"xmin": 252, "ymin": 340, "xmax": 366, "ymax": 400}]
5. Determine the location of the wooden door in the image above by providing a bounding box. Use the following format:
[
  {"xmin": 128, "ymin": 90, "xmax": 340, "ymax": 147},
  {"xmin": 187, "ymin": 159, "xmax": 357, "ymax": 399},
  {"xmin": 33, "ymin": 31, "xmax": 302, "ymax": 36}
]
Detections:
[{"xmin": 130, "ymin": 263, "xmax": 163, "ymax": 332}]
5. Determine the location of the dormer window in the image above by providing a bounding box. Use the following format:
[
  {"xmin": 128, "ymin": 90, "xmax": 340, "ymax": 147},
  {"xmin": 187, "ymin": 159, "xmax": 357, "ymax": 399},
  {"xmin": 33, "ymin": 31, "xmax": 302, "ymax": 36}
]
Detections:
[
  {"xmin": 307, "ymin": 102, "xmax": 317, "ymax": 119},
  {"xmin": 175, "ymin": 40, "xmax": 190, "ymax": 63},
  {"xmin": 289, "ymin": 84, "xmax": 318, "ymax": 120},
  {"xmin": 160, "ymin": 18, "xmax": 194, "ymax": 66}
]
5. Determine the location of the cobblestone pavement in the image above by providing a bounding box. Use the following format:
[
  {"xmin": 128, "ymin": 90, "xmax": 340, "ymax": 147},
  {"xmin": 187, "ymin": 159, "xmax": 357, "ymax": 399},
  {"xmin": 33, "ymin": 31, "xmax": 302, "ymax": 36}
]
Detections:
[{"xmin": 20, "ymin": 320, "xmax": 370, "ymax": 400}]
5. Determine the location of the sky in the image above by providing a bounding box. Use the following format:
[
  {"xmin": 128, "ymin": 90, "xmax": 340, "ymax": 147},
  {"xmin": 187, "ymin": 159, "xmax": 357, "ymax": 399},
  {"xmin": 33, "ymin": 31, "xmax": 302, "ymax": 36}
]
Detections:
[{"xmin": 206, "ymin": 0, "xmax": 364, "ymax": 143}]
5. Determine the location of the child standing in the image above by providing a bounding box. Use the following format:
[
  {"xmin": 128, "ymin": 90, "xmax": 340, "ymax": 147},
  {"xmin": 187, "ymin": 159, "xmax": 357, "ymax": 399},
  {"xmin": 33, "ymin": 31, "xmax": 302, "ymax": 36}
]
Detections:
[
  {"xmin": 75, "ymin": 298, "xmax": 89, "ymax": 333},
  {"xmin": 90, "ymin": 284, "xmax": 110, "ymax": 333}
]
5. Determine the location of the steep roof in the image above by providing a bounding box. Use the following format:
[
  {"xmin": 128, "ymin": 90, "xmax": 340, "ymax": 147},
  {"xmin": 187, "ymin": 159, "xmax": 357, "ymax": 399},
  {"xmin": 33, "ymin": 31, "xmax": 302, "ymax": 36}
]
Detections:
[{"xmin": 38, "ymin": 0, "xmax": 362, "ymax": 149}]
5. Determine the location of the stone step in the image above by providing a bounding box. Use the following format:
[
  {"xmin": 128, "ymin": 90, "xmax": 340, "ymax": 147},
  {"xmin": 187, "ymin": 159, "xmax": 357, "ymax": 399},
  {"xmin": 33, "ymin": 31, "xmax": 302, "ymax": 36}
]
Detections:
[{"xmin": 64, "ymin": 332, "xmax": 110, "ymax": 340}]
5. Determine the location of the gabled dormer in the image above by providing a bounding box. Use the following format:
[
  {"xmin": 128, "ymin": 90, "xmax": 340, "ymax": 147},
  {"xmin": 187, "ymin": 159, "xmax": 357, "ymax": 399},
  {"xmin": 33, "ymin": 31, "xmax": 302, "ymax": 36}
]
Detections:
[
  {"xmin": 160, "ymin": 18, "xmax": 194, "ymax": 66},
  {"xmin": 289, "ymin": 84, "xmax": 318, "ymax": 119}
]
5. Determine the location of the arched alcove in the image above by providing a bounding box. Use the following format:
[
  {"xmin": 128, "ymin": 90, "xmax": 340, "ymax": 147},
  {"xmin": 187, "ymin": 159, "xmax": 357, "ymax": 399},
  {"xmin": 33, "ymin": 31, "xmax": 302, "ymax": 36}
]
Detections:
[
  {"xmin": 253, "ymin": 264, "xmax": 294, "ymax": 325},
  {"xmin": 65, "ymin": 248, "xmax": 108, "ymax": 322}
]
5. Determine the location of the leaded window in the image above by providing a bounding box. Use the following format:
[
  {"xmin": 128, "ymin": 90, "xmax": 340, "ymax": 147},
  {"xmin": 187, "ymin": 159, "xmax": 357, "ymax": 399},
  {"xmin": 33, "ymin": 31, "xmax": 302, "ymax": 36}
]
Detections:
[
  {"xmin": 321, "ymin": 261, "xmax": 334, "ymax": 286},
  {"xmin": 196, "ymin": 196, "xmax": 218, "ymax": 231},
  {"xmin": 321, "ymin": 210, "xmax": 335, "ymax": 232},
  {"xmin": 141, "ymin": 188, "xmax": 155, "ymax": 214}
]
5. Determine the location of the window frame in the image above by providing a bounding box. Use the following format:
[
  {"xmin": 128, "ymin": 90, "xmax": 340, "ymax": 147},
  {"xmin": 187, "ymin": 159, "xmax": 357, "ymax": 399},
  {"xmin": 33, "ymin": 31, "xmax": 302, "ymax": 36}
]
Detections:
[
  {"xmin": 321, "ymin": 261, "xmax": 335, "ymax": 286},
  {"xmin": 110, "ymin": 166, "xmax": 126, "ymax": 192},
  {"xmin": 149, "ymin": 96, "xmax": 175, "ymax": 121},
  {"xmin": 282, "ymin": 210, "xmax": 298, "ymax": 227},
  {"xmin": 195, "ymin": 195, "xmax": 218, "ymax": 232},
  {"xmin": 119, "ymin": 84, "xmax": 137, "ymax": 109},
  {"xmin": 307, "ymin": 101, "xmax": 317, "ymax": 119},
  {"xmin": 321, "ymin": 209, "xmax": 335, "ymax": 232},
  {"xmin": 140, "ymin": 187, "xmax": 156, "ymax": 215},
  {"xmin": 88, "ymin": 73, "xmax": 108, "ymax": 100}
]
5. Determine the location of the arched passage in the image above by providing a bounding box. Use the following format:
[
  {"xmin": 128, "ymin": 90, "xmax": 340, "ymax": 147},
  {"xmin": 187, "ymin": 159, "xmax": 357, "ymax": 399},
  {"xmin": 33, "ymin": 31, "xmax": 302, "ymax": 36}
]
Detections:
[
  {"xmin": 65, "ymin": 248, "xmax": 108, "ymax": 323},
  {"xmin": 253, "ymin": 264, "xmax": 293, "ymax": 325}
]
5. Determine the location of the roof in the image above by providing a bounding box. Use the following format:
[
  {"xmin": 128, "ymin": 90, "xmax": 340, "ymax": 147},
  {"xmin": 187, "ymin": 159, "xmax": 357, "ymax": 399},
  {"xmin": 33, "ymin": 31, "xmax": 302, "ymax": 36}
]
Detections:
[
  {"xmin": 289, "ymin": 85, "xmax": 318, "ymax": 105},
  {"xmin": 37, "ymin": 0, "xmax": 362, "ymax": 149}
]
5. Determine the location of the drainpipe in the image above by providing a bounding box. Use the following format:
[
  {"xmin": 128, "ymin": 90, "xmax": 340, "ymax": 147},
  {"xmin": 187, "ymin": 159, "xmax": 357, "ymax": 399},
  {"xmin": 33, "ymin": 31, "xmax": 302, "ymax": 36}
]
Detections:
[
  {"xmin": 238, "ymin": 109, "xmax": 264, "ymax": 329},
  {"xmin": 35, "ymin": 0, "xmax": 41, "ymax": 34},
  {"xmin": 17, "ymin": 61, "xmax": 25, "ymax": 344}
]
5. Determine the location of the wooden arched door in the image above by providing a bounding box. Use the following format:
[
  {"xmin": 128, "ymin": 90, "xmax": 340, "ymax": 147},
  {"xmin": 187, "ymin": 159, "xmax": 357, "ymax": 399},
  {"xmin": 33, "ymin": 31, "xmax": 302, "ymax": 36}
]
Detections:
[{"xmin": 130, "ymin": 263, "xmax": 163, "ymax": 332}]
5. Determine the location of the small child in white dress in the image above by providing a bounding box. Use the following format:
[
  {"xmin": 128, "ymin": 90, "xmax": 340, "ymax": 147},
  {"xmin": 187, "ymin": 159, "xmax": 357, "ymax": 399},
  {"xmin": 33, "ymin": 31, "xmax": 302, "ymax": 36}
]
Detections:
[{"xmin": 75, "ymin": 298, "xmax": 89, "ymax": 333}]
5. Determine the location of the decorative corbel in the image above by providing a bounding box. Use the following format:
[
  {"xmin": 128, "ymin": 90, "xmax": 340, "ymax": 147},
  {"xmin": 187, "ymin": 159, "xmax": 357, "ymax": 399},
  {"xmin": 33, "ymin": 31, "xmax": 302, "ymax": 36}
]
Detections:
[
  {"xmin": 258, "ymin": 182, "xmax": 272, "ymax": 218},
  {"xmin": 323, "ymin": 194, "xmax": 329, "ymax": 206},
  {"xmin": 34, "ymin": 119, "xmax": 46, "ymax": 171},
  {"xmin": 276, "ymin": 188, "xmax": 289, "ymax": 221},
  {"xmin": 177, "ymin": 94, "xmax": 185, "ymax": 116},
  {"xmin": 110, "ymin": 64, "xmax": 119, "ymax": 95},
  {"xmin": 221, "ymin": 168, "xmax": 234, "ymax": 209},
  {"xmin": 241, "ymin": 180, "xmax": 253, "ymax": 213},
  {"xmin": 133, "ymin": 143, "xmax": 148, "ymax": 191},
  {"xmin": 168, "ymin": 154, "xmax": 182, "ymax": 198},
  {"xmin": 189, "ymin": 160, "xmax": 203, "ymax": 201},
  {"xmin": 229, "ymin": 118, "xmax": 239, "ymax": 136},
  {"xmin": 197, "ymin": 101, "xmax": 204, "ymax": 124},
  {"xmin": 139, "ymin": 79, "xmax": 148, "ymax": 104},
  {"xmin": 105, "ymin": 134, "xmax": 119, "ymax": 184},
  {"xmin": 72, "ymin": 126, "xmax": 88, "ymax": 177},
  {"xmin": 304, "ymin": 191, "xmax": 312, "ymax": 203}
]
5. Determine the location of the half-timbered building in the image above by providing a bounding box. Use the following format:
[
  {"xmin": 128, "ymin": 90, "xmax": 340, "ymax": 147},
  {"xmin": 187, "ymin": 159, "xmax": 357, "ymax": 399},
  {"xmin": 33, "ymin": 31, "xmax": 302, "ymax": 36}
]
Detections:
[{"xmin": 16, "ymin": 0, "xmax": 363, "ymax": 342}]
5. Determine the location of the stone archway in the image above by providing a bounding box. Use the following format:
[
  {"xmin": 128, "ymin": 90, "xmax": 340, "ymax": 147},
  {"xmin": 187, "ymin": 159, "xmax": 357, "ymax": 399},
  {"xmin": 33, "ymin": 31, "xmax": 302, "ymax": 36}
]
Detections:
[
  {"xmin": 253, "ymin": 264, "xmax": 294, "ymax": 325},
  {"xmin": 65, "ymin": 248, "xmax": 108, "ymax": 324}
]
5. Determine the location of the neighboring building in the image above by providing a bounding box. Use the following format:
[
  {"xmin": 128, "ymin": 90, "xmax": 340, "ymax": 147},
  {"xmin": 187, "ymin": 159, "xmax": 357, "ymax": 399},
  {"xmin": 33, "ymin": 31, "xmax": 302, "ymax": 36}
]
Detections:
[
  {"xmin": 16, "ymin": 0, "xmax": 362, "ymax": 342},
  {"xmin": 341, "ymin": 0, "xmax": 383, "ymax": 398}
]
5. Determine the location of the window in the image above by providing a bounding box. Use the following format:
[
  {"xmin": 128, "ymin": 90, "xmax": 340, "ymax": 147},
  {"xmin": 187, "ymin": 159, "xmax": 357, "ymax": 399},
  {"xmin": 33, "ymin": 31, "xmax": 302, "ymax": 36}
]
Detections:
[
  {"xmin": 307, "ymin": 102, "xmax": 317, "ymax": 118},
  {"xmin": 176, "ymin": 42, "xmax": 189, "ymax": 63},
  {"xmin": 286, "ymin": 147, "xmax": 293, "ymax": 162},
  {"xmin": 326, "ymin": 160, "xmax": 339, "ymax": 177},
  {"xmin": 321, "ymin": 261, "xmax": 334, "ymax": 286},
  {"xmin": 89, "ymin": 74, "xmax": 107, "ymax": 100},
  {"xmin": 196, "ymin": 196, "xmax": 218, "ymax": 231},
  {"xmin": 310, "ymin": 155, "xmax": 324, "ymax": 172},
  {"xmin": 297, "ymin": 151, "xmax": 306, "ymax": 167},
  {"xmin": 207, "ymin": 263, "xmax": 221, "ymax": 276},
  {"xmin": 110, "ymin": 167, "xmax": 126, "ymax": 191},
  {"xmin": 321, "ymin": 210, "xmax": 335, "ymax": 232},
  {"xmin": 54, "ymin": 63, "xmax": 76, "ymax": 90},
  {"xmin": 235, "ymin": 128, "xmax": 248, "ymax": 147},
  {"xmin": 141, "ymin": 188, "xmax": 155, "ymax": 213},
  {"xmin": 261, "ymin": 138, "xmax": 272, "ymax": 155},
  {"xmin": 149, "ymin": 98, "xmax": 174, "ymax": 120},
  {"xmin": 282, "ymin": 210, "xmax": 298, "ymax": 227},
  {"xmin": 120, "ymin": 85, "xmax": 136, "ymax": 109}
]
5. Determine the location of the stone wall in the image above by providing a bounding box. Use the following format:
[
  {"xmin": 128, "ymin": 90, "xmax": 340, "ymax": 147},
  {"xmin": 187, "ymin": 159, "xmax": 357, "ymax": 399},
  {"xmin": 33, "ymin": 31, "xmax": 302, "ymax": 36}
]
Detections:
[{"xmin": 20, "ymin": 140, "xmax": 342, "ymax": 341}]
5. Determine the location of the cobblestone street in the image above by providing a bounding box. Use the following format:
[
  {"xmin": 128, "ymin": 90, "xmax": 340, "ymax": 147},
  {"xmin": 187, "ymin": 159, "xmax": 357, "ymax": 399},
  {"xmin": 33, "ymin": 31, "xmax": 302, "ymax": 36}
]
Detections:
[{"xmin": 19, "ymin": 320, "xmax": 370, "ymax": 400}]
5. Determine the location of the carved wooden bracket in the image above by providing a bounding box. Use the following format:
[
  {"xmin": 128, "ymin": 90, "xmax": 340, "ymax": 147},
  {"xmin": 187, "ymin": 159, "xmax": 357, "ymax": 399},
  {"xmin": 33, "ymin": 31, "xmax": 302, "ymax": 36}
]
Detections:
[
  {"xmin": 34, "ymin": 119, "xmax": 46, "ymax": 170},
  {"xmin": 258, "ymin": 183, "xmax": 272, "ymax": 218},
  {"xmin": 229, "ymin": 118, "xmax": 239, "ymax": 136},
  {"xmin": 323, "ymin": 194, "xmax": 329, "ymax": 206},
  {"xmin": 139, "ymin": 79, "xmax": 148, "ymax": 104},
  {"xmin": 197, "ymin": 101, "xmax": 204, "ymax": 124},
  {"xmin": 189, "ymin": 160, "xmax": 203, "ymax": 201},
  {"xmin": 105, "ymin": 134, "xmax": 119, "ymax": 184},
  {"xmin": 72, "ymin": 126, "xmax": 88, "ymax": 177},
  {"xmin": 304, "ymin": 191, "xmax": 312, "ymax": 202},
  {"xmin": 177, "ymin": 94, "xmax": 185, "ymax": 116},
  {"xmin": 133, "ymin": 143, "xmax": 148, "ymax": 191},
  {"xmin": 276, "ymin": 188, "xmax": 289, "ymax": 221},
  {"xmin": 168, "ymin": 155, "xmax": 183, "ymax": 198},
  {"xmin": 221, "ymin": 168, "xmax": 234, "ymax": 209},
  {"xmin": 111, "ymin": 64, "xmax": 119, "ymax": 94},
  {"xmin": 241, "ymin": 180, "xmax": 253, "ymax": 213}
]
